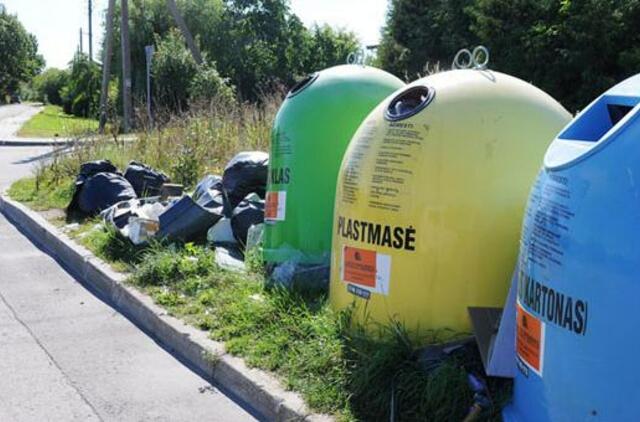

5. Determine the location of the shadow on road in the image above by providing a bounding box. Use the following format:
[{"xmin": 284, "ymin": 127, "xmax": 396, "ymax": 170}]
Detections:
[{"xmin": 11, "ymin": 145, "xmax": 73, "ymax": 165}]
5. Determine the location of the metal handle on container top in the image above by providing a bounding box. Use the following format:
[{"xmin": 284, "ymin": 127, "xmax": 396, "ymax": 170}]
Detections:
[
  {"xmin": 452, "ymin": 46, "xmax": 490, "ymax": 70},
  {"xmin": 347, "ymin": 49, "xmax": 366, "ymax": 66}
]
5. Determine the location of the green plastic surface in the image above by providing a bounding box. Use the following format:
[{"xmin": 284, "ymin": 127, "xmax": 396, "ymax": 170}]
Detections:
[{"xmin": 264, "ymin": 65, "xmax": 404, "ymax": 264}]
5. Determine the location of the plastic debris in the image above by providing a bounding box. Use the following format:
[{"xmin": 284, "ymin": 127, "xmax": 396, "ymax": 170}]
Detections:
[
  {"xmin": 269, "ymin": 259, "xmax": 329, "ymax": 292},
  {"xmin": 207, "ymin": 217, "xmax": 237, "ymax": 246},
  {"xmin": 192, "ymin": 175, "xmax": 228, "ymax": 214},
  {"xmin": 101, "ymin": 197, "xmax": 172, "ymax": 230},
  {"xmin": 160, "ymin": 184, "xmax": 184, "ymax": 200},
  {"xmin": 246, "ymin": 223, "xmax": 264, "ymax": 252},
  {"xmin": 158, "ymin": 196, "xmax": 222, "ymax": 242},
  {"xmin": 128, "ymin": 218, "xmax": 160, "ymax": 245},
  {"xmin": 214, "ymin": 246, "xmax": 246, "ymax": 272}
]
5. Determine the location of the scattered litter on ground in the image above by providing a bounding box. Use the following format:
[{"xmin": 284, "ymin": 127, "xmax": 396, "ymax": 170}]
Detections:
[{"xmin": 69, "ymin": 153, "xmax": 269, "ymax": 269}]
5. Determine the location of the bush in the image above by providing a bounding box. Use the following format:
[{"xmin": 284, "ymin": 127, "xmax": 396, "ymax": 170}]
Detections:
[
  {"xmin": 60, "ymin": 54, "xmax": 101, "ymax": 118},
  {"xmin": 153, "ymin": 29, "xmax": 235, "ymax": 113},
  {"xmin": 153, "ymin": 29, "xmax": 198, "ymax": 113},
  {"xmin": 189, "ymin": 65, "xmax": 236, "ymax": 105},
  {"xmin": 30, "ymin": 68, "xmax": 69, "ymax": 105}
]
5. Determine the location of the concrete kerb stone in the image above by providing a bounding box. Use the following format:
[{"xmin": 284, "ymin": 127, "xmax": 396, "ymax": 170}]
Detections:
[
  {"xmin": 0, "ymin": 194, "xmax": 332, "ymax": 422},
  {"xmin": 0, "ymin": 139, "xmax": 74, "ymax": 147}
]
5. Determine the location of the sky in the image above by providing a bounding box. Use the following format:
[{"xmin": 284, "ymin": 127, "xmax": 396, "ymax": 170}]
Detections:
[{"xmin": 1, "ymin": 0, "xmax": 389, "ymax": 70}]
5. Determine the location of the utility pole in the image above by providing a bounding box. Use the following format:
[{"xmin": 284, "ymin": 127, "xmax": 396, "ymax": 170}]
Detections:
[
  {"xmin": 145, "ymin": 45, "xmax": 155, "ymax": 128},
  {"xmin": 99, "ymin": 0, "xmax": 116, "ymax": 133},
  {"xmin": 121, "ymin": 0, "xmax": 133, "ymax": 132},
  {"xmin": 88, "ymin": 0, "xmax": 93, "ymax": 61},
  {"xmin": 79, "ymin": 27, "xmax": 83, "ymax": 55},
  {"xmin": 166, "ymin": 0, "xmax": 203, "ymax": 65}
]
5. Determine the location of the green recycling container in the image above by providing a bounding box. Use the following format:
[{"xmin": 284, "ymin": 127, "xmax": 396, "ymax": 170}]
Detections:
[{"xmin": 264, "ymin": 65, "xmax": 404, "ymax": 265}]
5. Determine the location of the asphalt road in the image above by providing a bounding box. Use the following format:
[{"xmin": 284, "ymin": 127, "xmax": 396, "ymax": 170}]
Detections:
[
  {"xmin": 0, "ymin": 133, "xmax": 257, "ymax": 419},
  {"xmin": 0, "ymin": 104, "xmax": 43, "ymax": 140}
]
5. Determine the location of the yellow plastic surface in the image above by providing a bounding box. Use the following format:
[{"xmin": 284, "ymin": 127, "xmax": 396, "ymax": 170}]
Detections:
[{"xmin": 330, "ymin": 69, "xmax": 571, "ymax": 334}]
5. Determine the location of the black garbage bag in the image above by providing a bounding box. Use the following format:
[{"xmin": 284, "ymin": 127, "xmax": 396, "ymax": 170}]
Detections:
[
  {"xmin": 67, "ymin": 160, "xmax": 122, "ymax": 222},
  {"xmin": 124, "ymin": 161, "xmax": 169, "ymax": 197},
  {"xmin": 77, "ymin": 160, "xmax": 118, "ymax": 181},
  {"xmin": 192, "ymin": 174, "xmax": 226, "ymax": 210},
  {"xmin": 231, "ymin": 196, "xmax": 264, "ymax": 247},
  {"xmin": 222, "ymin": 151, "xmax": 268, "ymax": 209},
  {"xmin": 77, "ymin": 173, "xmax": 137, "ymax": 216},
  {"xmin": 157, "ymin": 196, "xmax": 223, "ymax": 243}
]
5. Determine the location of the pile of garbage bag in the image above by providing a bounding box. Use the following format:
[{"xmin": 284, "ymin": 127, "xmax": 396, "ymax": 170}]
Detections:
[
  {"xmin": 66, "ymin": 153, "xmax": 269, "ymax": 270},
  {"xmin": 67, "ymin": 160, "xmax": 170, "ymax": 221}
]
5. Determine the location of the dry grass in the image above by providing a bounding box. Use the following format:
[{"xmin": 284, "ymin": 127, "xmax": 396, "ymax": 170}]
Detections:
[{"xmin": 32, "ymin": 93, "xmax": 281, "ymax": 197}]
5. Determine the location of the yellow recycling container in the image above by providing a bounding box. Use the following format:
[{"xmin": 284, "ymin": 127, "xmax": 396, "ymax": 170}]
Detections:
[{"xmin": 330, "ymin": 69, "xmax": 571, "ymax": 334}]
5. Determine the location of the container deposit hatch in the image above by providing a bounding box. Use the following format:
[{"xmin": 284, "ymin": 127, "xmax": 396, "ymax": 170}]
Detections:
[
  {"xmin": 329, "ymin": 69, "xmax": 571, "ymax": 334},
  {"xmin": 503, "ymin": 75, "xmax": 640, "ymax": 422},
  {"xmin": 263, "ymin": 65, "xmax": 404, "ymax": 269}
]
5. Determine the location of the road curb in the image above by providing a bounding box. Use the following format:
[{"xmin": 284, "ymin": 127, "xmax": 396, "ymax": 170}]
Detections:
[
  {"xmin": 0, "ymin": 139, "xmax": 74, "ymax": 146},
  {"xmin": 0, "ymin": 195, "xmax": 331, "ymax": 422}
]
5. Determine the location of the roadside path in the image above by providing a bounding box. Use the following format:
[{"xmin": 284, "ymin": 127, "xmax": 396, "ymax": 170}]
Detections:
[{"xmin": 0, "ymin": 103, "xmax": 43, "ymax": 140}]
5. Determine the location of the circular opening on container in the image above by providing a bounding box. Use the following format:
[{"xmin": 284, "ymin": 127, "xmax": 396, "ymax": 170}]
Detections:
[
  {"xmin": 385, "ymin": 85, "xmax": 435, "ymax": 121},
  {"xmin": 287, "ymin": 73, "xmax": 319, "ymax": 98}
]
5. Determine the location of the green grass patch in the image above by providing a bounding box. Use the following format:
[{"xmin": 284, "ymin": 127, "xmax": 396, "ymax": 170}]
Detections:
[
  {"xmin": 7, "ymin": 176, "xmax": 74, "ymax": 211},
  {"xmin": 123, "ymin": 241, "xmax": 510, "ymax": 420},
  {"xmin": 18, "ymin": 105, "xmax": 98, "ymax": 138},
  {"xmin": 70, "ymin": 222, "xmax": 147, "ymax": 272}
]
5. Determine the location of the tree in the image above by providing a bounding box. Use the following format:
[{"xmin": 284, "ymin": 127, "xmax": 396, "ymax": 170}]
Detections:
[
  {"xmin": 104, "ymin": 0, "xmax": 359, "ymax": 104},
  {"xmin": 469, "ymin": 0, "xmax": 638, "ymax": 111},
  {"xmin": 305, "ymin": 25, "xmax": 360, "ymax": 72},
  {"xmin": 60, "ymin": 54, "xmax": 102, "ymax": 117},
  {"xmin": 153, "ymin": 29, "xmax": 234, "ymax": 112},
  {"xmin": 30, "ymin": 68, "xmax": 70, "ymax": 105},
  {"xmin": 378, "ymin": 0, "xmax": 640, "ymax": 111},
  {"xmin": 0, "ymin": 9, "xmax": 44, "ymax": 101},
  {"xmin": 377, "ymin": 0, "xmax": 478, "ymax": 79}
]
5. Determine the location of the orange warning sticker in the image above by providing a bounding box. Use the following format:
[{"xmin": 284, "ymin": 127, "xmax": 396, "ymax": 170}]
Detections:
[
  {"xmin": 265, "ymin": 191, "xmax": 286, "ymax": 221},
  {"xmin": 343, "ymin": 246, "xmax": 377, "ymax": 287},
  {"xmin": 516, "ymin": 301, "xmax": 545, "ymax": 376},
  {"xmin": 341, "ymin": 246, "xmax": 391, "ymax": 295}
]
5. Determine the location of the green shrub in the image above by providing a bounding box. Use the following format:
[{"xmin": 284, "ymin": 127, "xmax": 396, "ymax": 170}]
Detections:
[
  {"xmin": 60, "ymin": 53, "xmax": 101, "ymax": 118},
  {"xmin": 30, "ymin": 68, "xmax": 69, "ymax": 105},
  {"xmin": 153, "ymin": 29, "xmax": 198, "ymax": 113},
  {"xmin": 189, "ymin": 64, "xmax": 235, "ymax": 105},
  {"xmin": 153, "ymin": 29, "xmax": 235, "ymax": 113}
]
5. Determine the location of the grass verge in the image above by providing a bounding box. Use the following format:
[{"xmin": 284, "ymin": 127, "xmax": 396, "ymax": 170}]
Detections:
[{"xmin": 18, "ymin": 105, "xmax": 99, "ymax": 138}]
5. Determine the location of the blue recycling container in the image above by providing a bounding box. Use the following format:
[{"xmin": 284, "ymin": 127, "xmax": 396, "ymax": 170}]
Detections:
[{"xmin": 504, "ymin": 74, "xmax": 640, "ymax": 421}]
